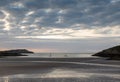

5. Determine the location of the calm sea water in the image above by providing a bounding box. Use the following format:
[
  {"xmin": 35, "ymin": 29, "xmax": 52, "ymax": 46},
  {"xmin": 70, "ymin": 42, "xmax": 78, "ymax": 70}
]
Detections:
[{"xmin": 23, "ymin": 53, "xmax": 93, "ymax": 58}]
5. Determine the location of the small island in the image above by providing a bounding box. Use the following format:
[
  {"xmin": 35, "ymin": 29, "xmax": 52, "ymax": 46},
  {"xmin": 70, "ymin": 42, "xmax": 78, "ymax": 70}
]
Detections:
[
  {"xmin": 92, "ymin": 45, "xmax": 120, "ymax": 60},
  {"xmin": 0, "ymin": 49, "xmax": 34, "ymax": 57}
]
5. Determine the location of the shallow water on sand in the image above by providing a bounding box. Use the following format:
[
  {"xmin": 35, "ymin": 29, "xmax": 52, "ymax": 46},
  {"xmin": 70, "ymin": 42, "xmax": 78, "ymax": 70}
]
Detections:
[
  {"xmin": 1, "ymin": 71, "xmax": 120, "ymax": 82},
  {"xmin": 1, "ymin": 64, "xmax": 120, "ymax": 82},
  {"xmin": 0, "ymin": 56, "xmax": 120, "ymax": 82},
  {"xmin": 0, "ymin": 78, "xmax": 120, "ymax": 82}
]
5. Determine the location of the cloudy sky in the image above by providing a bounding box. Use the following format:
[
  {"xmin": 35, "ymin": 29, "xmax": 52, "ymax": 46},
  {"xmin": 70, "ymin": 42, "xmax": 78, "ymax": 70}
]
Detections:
[{"xmin": 0, "ymin": 0, "xmax": 120, "ymax": 53}]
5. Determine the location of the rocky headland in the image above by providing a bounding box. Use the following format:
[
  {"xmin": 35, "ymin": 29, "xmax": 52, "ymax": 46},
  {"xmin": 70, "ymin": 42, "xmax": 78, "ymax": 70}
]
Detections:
[
  {"xmin": 92, "ymin": 45, "xmax": 120, "ymax": 60},
  {"xmin": 0, "ymin": 49, "xmax": 33, "ymax": 57}
]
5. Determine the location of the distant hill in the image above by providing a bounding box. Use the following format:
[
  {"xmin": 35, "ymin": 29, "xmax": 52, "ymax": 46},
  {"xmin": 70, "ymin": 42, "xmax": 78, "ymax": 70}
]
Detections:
[
  {"xmin": 92, "ymin": 45, "xmax": 120, "ymax": 60},
  {"xmin": 0, "ymin": 49, "xmax": 34, "ymax": 56}
]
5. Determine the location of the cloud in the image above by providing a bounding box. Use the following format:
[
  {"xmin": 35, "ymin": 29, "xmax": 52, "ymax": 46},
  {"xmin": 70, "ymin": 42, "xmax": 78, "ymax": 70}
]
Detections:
[
  {"xmin": 0, "ymin": 0, "xmax": 119, "ymax": 52},
  {"xmin": 0, "ymin": 0, "xmax": 119, "ymax": 35},
  {"xmin": 0, "ymin": 0, "xmax": 11, "ymax": 7},
  {"xmin": 15, "ymin": 26, "xmax": 120, "ymax": 40},
  {"xmin": 0, "ymin": 0, "xmax": 119, "ymax": 30}
]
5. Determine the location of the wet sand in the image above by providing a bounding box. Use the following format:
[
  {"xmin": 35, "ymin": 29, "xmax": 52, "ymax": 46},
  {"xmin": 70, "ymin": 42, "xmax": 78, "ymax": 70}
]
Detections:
[{"xmin": 0, "ymin": 57, "xmax": 120, "ymax": 82}]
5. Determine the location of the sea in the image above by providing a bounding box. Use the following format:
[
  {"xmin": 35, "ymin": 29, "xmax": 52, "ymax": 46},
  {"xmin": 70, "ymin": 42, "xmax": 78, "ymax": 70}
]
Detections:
[{"xmin": 22, "ymin": 53, "xmax": 93, "ymax": 58}]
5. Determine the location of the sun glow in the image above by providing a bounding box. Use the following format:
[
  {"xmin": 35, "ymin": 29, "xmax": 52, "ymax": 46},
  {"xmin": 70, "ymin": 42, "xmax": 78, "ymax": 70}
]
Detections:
[{"xmin": 16, "ymin": 35, "xmax": 72, "ymax": 40}]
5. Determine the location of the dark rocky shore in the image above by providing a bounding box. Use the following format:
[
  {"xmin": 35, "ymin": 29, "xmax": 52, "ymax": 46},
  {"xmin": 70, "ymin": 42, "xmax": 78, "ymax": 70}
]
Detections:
[
  {"xmin": 92, "ymin": 45, "xmax": 120, "ymax": 60},
  {"xmin": 0, "ymin": 49, "xmax": 33, "ymax": 57}
]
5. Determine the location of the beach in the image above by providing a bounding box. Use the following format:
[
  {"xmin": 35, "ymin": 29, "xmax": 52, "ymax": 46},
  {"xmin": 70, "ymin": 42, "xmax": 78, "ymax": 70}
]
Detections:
[{"xmin": 0, "ymin": 57, "xmax": 120, "ymax": 82}]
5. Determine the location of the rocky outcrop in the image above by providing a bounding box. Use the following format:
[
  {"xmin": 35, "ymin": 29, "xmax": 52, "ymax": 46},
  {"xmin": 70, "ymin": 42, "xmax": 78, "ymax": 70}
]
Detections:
[
  {"xmin": 2, "ymin": 49, "xmax": 34, "ymax": 53},
  {"xmin": 0, "ymin": 49, "xmax": 34, "ymax": 56},
  {"xmin": 92, "ymin": 45, "xmax": 120, "ymax": 60}
]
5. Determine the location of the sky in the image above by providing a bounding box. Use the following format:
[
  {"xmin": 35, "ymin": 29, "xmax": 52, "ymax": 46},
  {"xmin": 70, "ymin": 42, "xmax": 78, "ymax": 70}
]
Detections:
[{"xmin": 0, "ymin": 0, "xmax": 120, "ymax": 53}]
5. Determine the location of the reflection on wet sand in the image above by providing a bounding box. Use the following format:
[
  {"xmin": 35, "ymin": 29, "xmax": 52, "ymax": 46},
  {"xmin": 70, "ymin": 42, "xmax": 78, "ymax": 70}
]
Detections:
[{"xmin": 0, "ymin": 57, "xmax": 120, "ymax": 82}]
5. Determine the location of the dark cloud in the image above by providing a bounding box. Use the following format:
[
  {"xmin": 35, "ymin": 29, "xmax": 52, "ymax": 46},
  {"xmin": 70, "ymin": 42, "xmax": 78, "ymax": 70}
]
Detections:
[
  {"xmin": 0, "ymin": 0, "xmax": 11, "ymax": 7},
  {"xmin": 24, "ymin": 0, "xmax": 50, "ymax": 9},
  {"xmin": 51, "ymin": 0, "xmax": 78, "ymax": 9},
  {"xmin": 0, "ymin": 0, "xmax": 119, "ymax": 28}
]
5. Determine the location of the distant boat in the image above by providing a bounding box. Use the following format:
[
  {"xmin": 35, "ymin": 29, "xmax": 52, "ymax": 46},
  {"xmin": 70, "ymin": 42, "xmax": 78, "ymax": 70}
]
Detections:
[
  {"xmin": 49, "ymin": 53, "xmax": 52, "ymax": 57},
  {"xmin": 64, "ymin": 54, "xmax": 68, "ymax": 58}
]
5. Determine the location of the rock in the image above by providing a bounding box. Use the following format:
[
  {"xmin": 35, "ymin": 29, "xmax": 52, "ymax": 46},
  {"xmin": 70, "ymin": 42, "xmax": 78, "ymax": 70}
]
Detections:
[
  {"xmin": 2, "ymin": 49, "xmax": 34, "ymax": 53},
  {"xmin": 92, "ymin": 45, "xmax": 120, "ymax": 60},
  {"xmin": 0, "ymin": 49, "xmax": 34, "ymax": 56}
]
